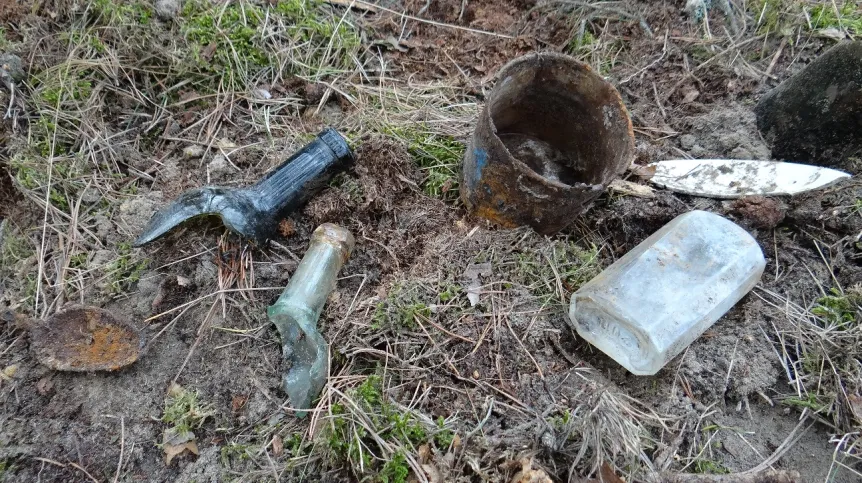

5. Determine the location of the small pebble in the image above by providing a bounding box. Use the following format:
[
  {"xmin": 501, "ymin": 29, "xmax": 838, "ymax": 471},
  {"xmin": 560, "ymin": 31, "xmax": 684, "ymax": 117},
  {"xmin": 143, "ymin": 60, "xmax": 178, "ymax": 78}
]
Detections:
[
  {"xmin": 183, "ymin": 144, "xmax": 205, "ymax": 158},
  {"xmin": 155, "ymin": 0, "xmax": 181, "ymax": 20}
]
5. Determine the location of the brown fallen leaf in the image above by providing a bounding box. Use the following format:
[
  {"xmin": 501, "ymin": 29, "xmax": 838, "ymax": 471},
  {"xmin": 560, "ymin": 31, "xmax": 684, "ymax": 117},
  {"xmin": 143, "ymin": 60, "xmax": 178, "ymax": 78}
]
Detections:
[
  {"xmin": 201, "ymin": 42, "xmax": 217, "ymax": 61},
  {"xmin": 451, "ymin": 433, "xmax": 461, "ymax": 450},
  {"xmin": 231, "ymin": 394, "xmax": 248, "ymax": 413},
  {"xmin": 163, "ymin": 428, "xmax": 199, "ymax": 465},
  {"xmin": 510, "ymin": 458, "xmax": 552, "ymax": 483},
  {"xmin": 36, "ymin": 376, "xmax": 54, "ymax": 395},
  {"xmin": 164, "ymin": 440, "xmax": 199, "ymax": 465},
  {"xmin": 418, "ymin": 443, "xmax": 432, "ymax": 464},
  {"xmin": 628, "ymin": 163, "xmax": 657, "ymax": 180},
  {"xmin": 279, "ymin": 219, "xmax": 296, "ymax": 237},
  {"xmin": 599, "ymin": 462, "xmax": 624, "ymax": 483},
  {"xmin": 272, "ymin": 434, "xmax": 284, "ymax": 456}
]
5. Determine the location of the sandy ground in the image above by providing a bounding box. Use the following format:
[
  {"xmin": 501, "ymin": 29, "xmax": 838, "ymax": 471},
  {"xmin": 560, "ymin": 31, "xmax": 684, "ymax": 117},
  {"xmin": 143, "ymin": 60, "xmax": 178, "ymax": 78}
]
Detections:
[{"xmin": 1, "ymin": 0, "xmax": 861, "ymax": 482}]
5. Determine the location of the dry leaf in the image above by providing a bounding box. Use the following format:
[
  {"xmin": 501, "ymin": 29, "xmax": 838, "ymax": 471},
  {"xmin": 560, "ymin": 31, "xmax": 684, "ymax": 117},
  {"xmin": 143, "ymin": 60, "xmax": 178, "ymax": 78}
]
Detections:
[
  {"xmin": 463, "ymin": 263, "xmax": 492, "ymax": 307},
  {"xmin": 1, "ymin": 364, "xmax": 17, "ymax": 380},
  {"xmin": 422, "ymin": 463, "xmax": 443, "ymax": 483},
  {"xmin": 216, "ymin": 138, "xmax": 237, "ymax": 150},
  {"xmin": 599, "ymin": 462, "xmax": 625, "ymax": 483},
  {"xmin": 164, "ymin": 440, "xmax": 199, "ymax": 465},
  {"xmin": 510, "ymin": 458, "xmax": 552, "ymax": 483},
  {"xmin": 163, "ymin": 428, "xmax": 199, "ymax": 465},
  {"xmin": 451, "ymin": 433, "xmax": 461, "ymax": 450},
  {"xmin": 201, "ymin": 42, "xmax": 217, "ymax": 61},
  {"xmin": 182, "ymin": 145, "xmax": 204, "ymax": 159},
  {"xmin": 231, "ymin": 394, "xmax": 248, "ymax": 412},
  {"xmin": 384, "ymin": 36, "xmax": 409, "ymax": 52},
  {"xmin": 628, "ymin": 163, "xmax": 657, "ymax": 180},
  {"xmin": 817, "ymin": 28, "xmax": 846, "ymax": 41},
  {"xmin": 36, "ymin": 377, "xmax": 54, "ymax": 395},
  {"xmin": 272, "ymin": 435, "xmax": 284, "ymax": 456},
  {"xmin": 848, "ymin": 394, "xmax": 862, "ymax": 424},
  {"xmin": 167, "ymin": 382, "xmax": 185, "ymax": 398},
  {"xmin": 418, "ymin": 443, "xmax": 432, "ymax": 464},
  {"xmin": 682, "ymin": 89, "xmax": 700, "ymax": 103},
  {"xmin": 279, "ymin": 219, "xmax": 296, "ymax": 237}
]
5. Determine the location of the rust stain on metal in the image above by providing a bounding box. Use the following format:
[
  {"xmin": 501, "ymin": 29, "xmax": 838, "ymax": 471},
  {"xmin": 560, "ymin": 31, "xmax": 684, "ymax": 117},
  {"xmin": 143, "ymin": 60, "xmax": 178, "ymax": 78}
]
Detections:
[
  {"xmin": 461, "ymin": 52, "xmax": 635, "ymax": 234},
  {"xmin": 31, "ymin": 307, "xmax": 144, "ymax": 372}
]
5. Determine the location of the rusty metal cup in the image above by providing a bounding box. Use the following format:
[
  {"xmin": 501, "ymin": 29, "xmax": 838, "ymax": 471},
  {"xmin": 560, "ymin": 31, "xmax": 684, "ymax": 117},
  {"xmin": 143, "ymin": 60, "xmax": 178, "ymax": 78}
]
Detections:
[{"xmin": 460, "ymin": 52, "xmax": 635, "ymax": 234}]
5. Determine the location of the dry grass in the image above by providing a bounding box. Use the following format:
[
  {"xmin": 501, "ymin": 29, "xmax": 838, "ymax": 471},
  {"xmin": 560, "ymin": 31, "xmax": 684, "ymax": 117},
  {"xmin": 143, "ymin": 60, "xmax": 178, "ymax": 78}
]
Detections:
[{"xmin": 2, "ymin": 0, "xmax": 860, "ymax": 481}]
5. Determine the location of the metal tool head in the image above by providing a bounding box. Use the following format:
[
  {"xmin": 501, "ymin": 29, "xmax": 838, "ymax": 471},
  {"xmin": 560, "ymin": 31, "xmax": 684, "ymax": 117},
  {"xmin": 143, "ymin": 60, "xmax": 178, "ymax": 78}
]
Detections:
[
  {"xmin": 30, "ymin": 306, "xmax": 144, "ymax": 371},
  {"xmin": 132, "ymin": 187, "xmax": 261, "ymax": 247},
  {"xmin": 133, "ymin": 129, "xmax": 354, "ymax": 247}
]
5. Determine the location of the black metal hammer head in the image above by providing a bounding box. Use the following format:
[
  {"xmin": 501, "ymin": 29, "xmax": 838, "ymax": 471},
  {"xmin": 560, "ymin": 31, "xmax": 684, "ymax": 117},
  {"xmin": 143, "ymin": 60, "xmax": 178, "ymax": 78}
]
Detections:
[{"xmin": 132, "ymin": 128, "xmax": 354, "ymax": 247}]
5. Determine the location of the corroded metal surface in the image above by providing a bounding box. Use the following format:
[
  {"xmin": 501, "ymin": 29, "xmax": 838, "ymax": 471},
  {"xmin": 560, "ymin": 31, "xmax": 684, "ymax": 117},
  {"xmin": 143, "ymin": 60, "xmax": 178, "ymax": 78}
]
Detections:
[
  {"xmin": 31, "ymin": 307, "xmax": 144, "ymax": 371},
  {"xmin": 461, "ymin": 52, "xmax": 635, "ymax": 234}
]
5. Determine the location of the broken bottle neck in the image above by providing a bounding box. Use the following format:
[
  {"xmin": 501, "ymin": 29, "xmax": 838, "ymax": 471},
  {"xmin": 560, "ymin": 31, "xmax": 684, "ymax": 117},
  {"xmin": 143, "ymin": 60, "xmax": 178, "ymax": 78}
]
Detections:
[
  {"xmin": 252, "ymin": 128, "xmax": 354, "ymax": 214},
  {"xmin": 270, "ymin": 224, "xmax": 355, "ymax": 325}
]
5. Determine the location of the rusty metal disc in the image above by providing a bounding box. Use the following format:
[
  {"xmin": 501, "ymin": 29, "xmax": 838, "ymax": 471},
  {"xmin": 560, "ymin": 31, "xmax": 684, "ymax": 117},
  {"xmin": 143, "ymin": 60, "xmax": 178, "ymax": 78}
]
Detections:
[{"xmin": 30, "ymin": 306, "xmax": 144, "ymax": 371}]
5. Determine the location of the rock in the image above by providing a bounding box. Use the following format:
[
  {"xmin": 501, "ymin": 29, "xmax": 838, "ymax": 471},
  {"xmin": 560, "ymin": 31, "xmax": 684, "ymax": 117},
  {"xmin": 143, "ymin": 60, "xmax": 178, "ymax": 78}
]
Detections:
[
  {"xmin": 0, "ymin": 53, "xmax": 25, "ymax": 82},
  {"xmin": 194, "ymin": 258, "xmax": 218, "ymax": 286},
  {"xmin": 154, "ymin": 0, "xmax": 181, "ymax": 21},
  {"xmin": 304, "ymin": 82, "xmax": 327, "ymax": 105},
  {"xmin": 118, "ymin": 192, "xmax": 164, "ymax": 237},
  {"xmin": 731, "ymin": 196, "xmax": 785, "ymax": 229},
  {"xmin": 679, "ymin": 134, "xmax": 697, "ymax": 150},
  {"xmin": 755, "ymin": 41, "xmax": 862, "ymax": 171},
  {"xmin": 682, "ymin": 103, "xmax": 770, "ymax": 160},
  {"xmin": 182, "ymin": 144, "xmax": 205, "ymax": 159},
  {"xmin": 207, "ymin": 154, "xmax": 234, "ymax": 180},
  {"xmin": 729, "ymin": 146, "xmax": 753, "ymax": 159}
]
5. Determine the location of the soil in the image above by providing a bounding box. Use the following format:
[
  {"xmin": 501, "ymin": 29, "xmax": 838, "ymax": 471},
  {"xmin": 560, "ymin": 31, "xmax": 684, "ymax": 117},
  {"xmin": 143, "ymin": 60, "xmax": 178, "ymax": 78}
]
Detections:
[{"xmin": 2, "ymin": 0, "xmax": 862, "ymax": 482}]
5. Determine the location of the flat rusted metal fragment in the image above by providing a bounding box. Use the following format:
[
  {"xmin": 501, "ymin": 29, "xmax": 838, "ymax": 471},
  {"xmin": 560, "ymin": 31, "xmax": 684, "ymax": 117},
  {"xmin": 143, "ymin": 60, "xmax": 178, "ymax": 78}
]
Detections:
[{"xmin": 30, "ymin": 307, "xmax": 144, "ymax": 371}]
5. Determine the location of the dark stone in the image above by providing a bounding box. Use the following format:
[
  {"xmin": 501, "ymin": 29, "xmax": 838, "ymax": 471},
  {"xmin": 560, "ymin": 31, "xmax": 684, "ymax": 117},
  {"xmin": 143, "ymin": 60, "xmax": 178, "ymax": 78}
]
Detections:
[{"xmin": 755, "ymin": 41, "xmax": 862, "ymax": 172}]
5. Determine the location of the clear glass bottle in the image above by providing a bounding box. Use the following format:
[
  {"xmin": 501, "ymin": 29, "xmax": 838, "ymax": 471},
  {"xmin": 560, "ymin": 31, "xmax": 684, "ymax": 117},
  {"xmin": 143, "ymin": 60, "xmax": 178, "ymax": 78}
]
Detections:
[
  {"xmin": 268, "ymin": 223, "xmax": 354, "ymax": 414},
  {"xmin": 568, "ymin": 210, "xmax": 766, "ymax": 375}
]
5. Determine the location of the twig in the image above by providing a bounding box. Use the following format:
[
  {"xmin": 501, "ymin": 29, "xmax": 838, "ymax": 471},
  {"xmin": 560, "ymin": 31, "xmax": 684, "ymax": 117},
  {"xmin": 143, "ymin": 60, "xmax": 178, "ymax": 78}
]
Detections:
[
  {"xmin": 69, "ymin": 462, "xmax": 100, "ymax": 483},
  {"xmin": 621, "ymin": 30, "xmax": 669, "ymax": 84},
  {"xmin": 466, "ymin": 397, "xmax": 494, "ymax": 440},
  {"xmin": 340, "ymin": 0, "xmax": 512, "ymax": 38},
  {"xmin": 763, "ymin": 37, "xmax": 787, "ymax": 80},
  {"xmin": 113, "ymin": 417, "xmax": 125, "ymax": 483}
]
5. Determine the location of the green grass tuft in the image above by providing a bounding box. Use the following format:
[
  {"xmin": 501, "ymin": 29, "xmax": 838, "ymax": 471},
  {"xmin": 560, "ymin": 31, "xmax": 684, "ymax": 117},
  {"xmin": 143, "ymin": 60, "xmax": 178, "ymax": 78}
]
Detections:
[
  {"xmin": 179, "ymin": 0, "xmax": 360, "ymax": 90},
  {"xmin": 384, "ymin": 126, "xmax": 464, "ymax": 201},
  {"xmin": 105, "ymin": 242, "xmax": 150, "ymax": 295},
  {"xmin": 372, "ymin": 283, "xmax": 434, "ymax": 330},
  {"xmin": 379, "ymin": 452, "xmax": 410, "ymax": 483},
  {"xmin": 162, "ymin": 384, "xmax": 214, "ymax": 434},
  {"xmin": 812, "ymin": 288, "xmax": 861, "ymax": 330},
  {"xmin": 513, "ymin": 240, "xmax": 602, "ymax": 302},
  {"xmin": 810, "ymin": 2, "xmax": 862, "ymax": 36},
  {"xmin": 322, "ymin": 372, "xmax": 447, "ymax": 480}
]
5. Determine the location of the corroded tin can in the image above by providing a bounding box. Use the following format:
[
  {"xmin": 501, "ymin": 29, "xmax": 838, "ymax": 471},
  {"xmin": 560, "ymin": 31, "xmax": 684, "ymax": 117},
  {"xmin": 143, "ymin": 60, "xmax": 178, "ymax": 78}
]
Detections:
[{"xmin": 461, "ymin": 52, "xmax": 635, "ymax": 234}]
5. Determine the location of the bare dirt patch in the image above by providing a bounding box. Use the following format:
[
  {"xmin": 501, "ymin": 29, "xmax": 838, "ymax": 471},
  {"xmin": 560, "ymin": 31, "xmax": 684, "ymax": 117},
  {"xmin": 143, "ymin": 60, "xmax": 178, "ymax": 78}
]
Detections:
[{"xmin": 1, "ymin": 1, "xmax": 861, "ymax": 482}]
